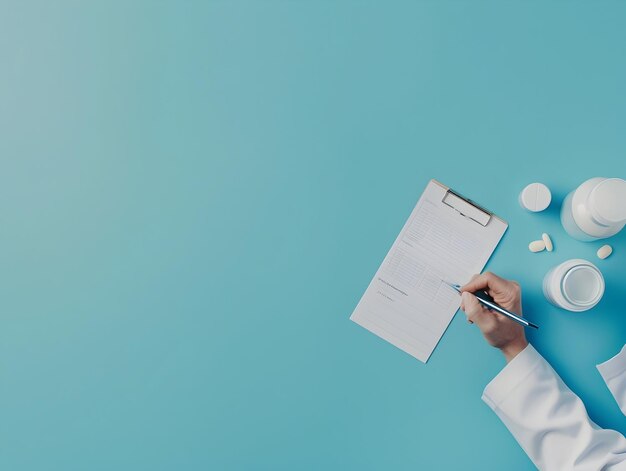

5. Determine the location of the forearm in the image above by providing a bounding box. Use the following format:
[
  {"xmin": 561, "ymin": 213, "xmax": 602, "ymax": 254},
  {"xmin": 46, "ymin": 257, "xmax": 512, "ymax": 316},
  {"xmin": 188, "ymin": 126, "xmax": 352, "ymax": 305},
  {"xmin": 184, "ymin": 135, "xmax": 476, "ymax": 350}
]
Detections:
[
  {"xmin": 501, "ymin": 338, "xmax": 528, "ymax": 363},
  {"xmin": 597, "ymin": 344, "xmax": 626, "ymax": 416},
  {"xmin": 483, "ymin": 344, "xmax": 626, "ymax": 470}
]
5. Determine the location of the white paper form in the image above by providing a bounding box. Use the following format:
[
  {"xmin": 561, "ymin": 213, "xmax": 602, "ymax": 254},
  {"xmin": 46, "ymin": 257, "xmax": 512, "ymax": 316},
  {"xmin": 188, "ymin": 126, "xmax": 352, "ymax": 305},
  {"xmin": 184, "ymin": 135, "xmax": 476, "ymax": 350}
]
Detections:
[{"xmin": 350, "ymin": 180, "xmax": 508, "ymax": 362}]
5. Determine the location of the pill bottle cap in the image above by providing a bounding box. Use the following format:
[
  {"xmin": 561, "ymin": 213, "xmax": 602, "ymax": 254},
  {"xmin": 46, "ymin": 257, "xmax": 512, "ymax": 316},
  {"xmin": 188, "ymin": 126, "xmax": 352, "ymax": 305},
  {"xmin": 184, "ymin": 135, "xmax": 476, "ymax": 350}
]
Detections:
[
  {"xmin": 519, "ymin": 183, "xmax": 551, "ymax": 212},
  {"xmin": 562, "ymin": 264, "xmax": 604, "ymax": 307},
  {"xmin": 589, "ymin": 178, "xmax": 626, "ymax": 225}
]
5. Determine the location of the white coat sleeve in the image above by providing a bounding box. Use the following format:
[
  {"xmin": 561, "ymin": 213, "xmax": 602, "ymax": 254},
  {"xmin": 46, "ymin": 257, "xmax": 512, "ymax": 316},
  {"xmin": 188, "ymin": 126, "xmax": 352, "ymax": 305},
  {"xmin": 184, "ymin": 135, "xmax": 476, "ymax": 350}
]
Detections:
[
  {"xmin": 597, "ymin": 344, "xmax": 626, "ymax": 416},
  {"xmin": 482, "ymin": 344, "xmax": 626, "ymax": 471}
]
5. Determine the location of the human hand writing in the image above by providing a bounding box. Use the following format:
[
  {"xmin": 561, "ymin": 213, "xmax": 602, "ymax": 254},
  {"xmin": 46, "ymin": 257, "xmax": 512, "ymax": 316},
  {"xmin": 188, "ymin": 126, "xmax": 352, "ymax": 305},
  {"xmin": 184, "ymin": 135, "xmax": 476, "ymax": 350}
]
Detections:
[{"xmin": 460, "ymin": 272, "xmax": 528, "ymax": 362}]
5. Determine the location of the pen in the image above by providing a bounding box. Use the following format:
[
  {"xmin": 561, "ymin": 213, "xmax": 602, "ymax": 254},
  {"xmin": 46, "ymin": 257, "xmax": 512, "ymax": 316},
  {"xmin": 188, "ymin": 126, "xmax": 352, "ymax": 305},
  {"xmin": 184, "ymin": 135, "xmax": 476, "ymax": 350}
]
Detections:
[{"xmin": 444, "ymin": 281, "xmax": 539, "ymax": 330}]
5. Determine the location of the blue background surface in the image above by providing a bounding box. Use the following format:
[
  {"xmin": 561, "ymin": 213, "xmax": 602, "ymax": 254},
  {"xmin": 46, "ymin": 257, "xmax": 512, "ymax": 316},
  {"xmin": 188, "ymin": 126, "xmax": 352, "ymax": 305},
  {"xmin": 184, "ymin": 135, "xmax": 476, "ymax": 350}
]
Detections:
[{"xmin": 1, "ymin": 1, "xmax": 626, "ymax": 469}]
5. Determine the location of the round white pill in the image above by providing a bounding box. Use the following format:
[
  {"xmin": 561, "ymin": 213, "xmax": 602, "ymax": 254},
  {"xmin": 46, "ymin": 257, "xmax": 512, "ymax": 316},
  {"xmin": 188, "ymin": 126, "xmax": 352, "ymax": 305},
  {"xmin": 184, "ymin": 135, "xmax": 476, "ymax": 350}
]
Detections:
[
  {"xmin": 529, "ymin": 240, "xmax": 546, "ymax": 252},
  {"xmin": 597, "ymin": 244, "xmax": 613, "ymax": 260},
  {"xmin": 519, "ymin": 183, "xmax": 552, "ymax": 212},
  {"xmin": 542, "ymin": 233, "xmax": 553, "ymax": 252}
]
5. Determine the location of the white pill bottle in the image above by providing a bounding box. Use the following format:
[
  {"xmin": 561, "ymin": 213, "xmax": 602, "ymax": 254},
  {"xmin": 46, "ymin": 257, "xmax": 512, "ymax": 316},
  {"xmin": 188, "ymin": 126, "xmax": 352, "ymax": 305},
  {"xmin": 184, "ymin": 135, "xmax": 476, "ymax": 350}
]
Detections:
[
  {"xmin": 561, "ymin": 177, "xmax": 626, "ymax": 241},
  {"xmin": 543, "ymin": 259, "xmax": 605, "ymax": 311}
]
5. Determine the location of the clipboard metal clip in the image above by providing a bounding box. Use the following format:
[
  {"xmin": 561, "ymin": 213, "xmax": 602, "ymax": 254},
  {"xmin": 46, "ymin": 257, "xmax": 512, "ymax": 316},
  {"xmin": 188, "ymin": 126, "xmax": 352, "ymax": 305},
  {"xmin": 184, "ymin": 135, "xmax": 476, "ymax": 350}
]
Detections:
[{"xmin": 442, "ymin": 188, "xmax": 492, "ymax": 227}]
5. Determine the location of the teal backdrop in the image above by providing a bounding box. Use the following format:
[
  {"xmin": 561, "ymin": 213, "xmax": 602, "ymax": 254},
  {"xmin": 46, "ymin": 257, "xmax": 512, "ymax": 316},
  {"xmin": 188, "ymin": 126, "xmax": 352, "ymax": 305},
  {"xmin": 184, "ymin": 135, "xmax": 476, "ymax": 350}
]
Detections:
[{"xmin": 2, "ymin": 1, "xmax": 626, "ymax": 470}]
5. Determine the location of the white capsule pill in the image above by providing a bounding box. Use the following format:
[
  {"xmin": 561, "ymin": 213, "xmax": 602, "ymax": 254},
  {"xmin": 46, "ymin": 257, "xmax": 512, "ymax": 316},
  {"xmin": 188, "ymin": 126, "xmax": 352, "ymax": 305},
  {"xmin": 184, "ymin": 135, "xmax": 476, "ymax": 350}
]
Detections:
[
  {"xmin": 529, "ymin": 240, "xmax": 546, "ymax": 252},
  {"xmin": 597, "ymin": 244, "xmax": 613, "ymax": 260},
  {"xmin": 542, "ymin": 233, "xmax": 553, "ymax": 252}
]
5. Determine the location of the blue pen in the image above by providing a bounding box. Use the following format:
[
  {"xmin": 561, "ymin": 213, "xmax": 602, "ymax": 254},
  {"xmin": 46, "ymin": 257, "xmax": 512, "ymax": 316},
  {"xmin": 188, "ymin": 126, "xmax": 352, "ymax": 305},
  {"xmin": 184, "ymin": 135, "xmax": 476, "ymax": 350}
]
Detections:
[{"xmin": 444, "ymin": 281, "xmax": 539, "ymax": 330}]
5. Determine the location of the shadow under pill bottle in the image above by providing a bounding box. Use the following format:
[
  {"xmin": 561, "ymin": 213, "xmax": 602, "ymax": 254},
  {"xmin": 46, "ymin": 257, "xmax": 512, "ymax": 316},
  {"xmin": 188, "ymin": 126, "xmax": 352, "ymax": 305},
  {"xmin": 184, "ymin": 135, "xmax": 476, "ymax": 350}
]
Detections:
[{"xmin": 543, "ymin": 259, "xmax": 605, "ymax": 312}]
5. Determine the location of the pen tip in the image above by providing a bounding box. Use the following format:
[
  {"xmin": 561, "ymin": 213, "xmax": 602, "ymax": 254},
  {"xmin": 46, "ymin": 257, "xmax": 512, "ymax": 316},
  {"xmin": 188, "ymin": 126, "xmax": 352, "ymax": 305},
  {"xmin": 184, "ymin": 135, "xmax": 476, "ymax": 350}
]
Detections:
[{"xmin": 442, "ymin": 280, "xmax": 461, "ymax": 293}]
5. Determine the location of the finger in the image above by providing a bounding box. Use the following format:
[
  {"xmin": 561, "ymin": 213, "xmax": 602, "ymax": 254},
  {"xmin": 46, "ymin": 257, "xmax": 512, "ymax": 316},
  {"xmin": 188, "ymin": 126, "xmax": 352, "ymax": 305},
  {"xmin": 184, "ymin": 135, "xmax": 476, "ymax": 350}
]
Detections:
[
  {"xmin": 461, "ymin": 272, "xmax": 507, "ymax": 295},
  {"xmin": 461, "ymin": 292, "xmax": 501, "ymax": 332},
  {"xmin": 461, "ymin": 292, "xmax": 490, "ymax": 325},
  {"xmin": 462, "ymin": 275, "xmax": 480, "ymax": 304}
]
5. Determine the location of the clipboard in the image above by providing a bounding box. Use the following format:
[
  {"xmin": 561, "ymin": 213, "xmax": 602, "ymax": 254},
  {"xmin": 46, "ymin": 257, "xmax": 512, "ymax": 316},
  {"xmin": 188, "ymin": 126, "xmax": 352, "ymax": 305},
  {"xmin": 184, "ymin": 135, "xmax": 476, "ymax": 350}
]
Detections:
[{"xmin": 350, "ymin": 179, "xmax": 508, "ymax": 363}]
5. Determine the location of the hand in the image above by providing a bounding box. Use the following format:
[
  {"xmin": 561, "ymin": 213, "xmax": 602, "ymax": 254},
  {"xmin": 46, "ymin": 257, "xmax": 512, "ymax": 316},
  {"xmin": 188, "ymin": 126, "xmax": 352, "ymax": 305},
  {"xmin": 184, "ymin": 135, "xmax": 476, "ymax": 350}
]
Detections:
[{"xmin": 460, "ymin": 272, "xmax": 528, "ymax": 362}]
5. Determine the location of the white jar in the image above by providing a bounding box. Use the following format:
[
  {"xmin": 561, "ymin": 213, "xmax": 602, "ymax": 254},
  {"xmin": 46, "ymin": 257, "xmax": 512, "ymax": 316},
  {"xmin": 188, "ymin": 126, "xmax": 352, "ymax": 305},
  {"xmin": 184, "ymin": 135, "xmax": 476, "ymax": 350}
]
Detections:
[
  {"xmin": 561, "ymin": 177, "xmax": 626, "ymax": 241},
  {"xmin": 543, "ymin": 259, "xmax": 605, "ymax": 312}
]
